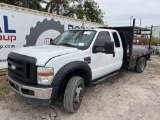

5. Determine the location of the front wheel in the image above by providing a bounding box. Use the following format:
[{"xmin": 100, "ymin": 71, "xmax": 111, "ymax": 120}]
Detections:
[
  {"xmin": 63, "ymin": 76, "xmax": 85, "ymax": 113},
  {"xmin": 136, "ymin": 57, "xmax": 146, "ymax": 73}
]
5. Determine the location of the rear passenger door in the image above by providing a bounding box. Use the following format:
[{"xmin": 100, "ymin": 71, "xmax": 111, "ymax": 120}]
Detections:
[{"xmin": 110, "ymin": 32, "xmax": 123, "ymax": 71}]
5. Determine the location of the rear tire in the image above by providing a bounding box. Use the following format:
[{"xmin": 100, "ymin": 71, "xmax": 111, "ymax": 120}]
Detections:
[
  {"xmin": 136, "ymin": 57, "xmax": 146, "ymax": 73},
  {"xmin": 63, "ymin": 76, "xmax": 84, "ymax": 113}
]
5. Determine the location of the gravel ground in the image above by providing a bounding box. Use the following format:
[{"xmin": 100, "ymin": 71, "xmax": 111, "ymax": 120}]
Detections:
[{"xmin": 0, "ymin": 56, "xmax": 160, "ymax": 120}]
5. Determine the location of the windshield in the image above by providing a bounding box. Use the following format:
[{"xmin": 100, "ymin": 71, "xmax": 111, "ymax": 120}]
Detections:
[{"xmin": 51, "ymin": 30, "xmax": 96, "ymax": 49}]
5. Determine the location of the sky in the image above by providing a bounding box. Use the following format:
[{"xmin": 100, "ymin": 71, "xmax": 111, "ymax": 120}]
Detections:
[{"xmin": 95, "ymin": 0, "xmax": 160, "ymax": 28}]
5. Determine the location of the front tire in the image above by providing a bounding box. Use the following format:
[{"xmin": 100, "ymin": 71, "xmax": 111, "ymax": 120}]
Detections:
[
  {"xmin": 63, "ymin": 76, "xmax": 84, "ymax": 113},
  {"xmin": 136, "ymin": 57, "xmax": 146, "ymax": 73}
]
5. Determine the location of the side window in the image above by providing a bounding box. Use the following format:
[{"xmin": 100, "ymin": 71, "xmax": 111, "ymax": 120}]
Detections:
[
  {"xmin": 94, "ymin": 31, "xmax": 111, "ymax": 45},
  {"xmin": 112, "ymin": 32, "xmax": 120, "ymax": 47}
]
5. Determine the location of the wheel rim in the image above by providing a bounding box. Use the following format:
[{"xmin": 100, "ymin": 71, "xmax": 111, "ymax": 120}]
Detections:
[{"xmin": 74, "ymin": 84, "xmax": 84, "ymax": 105}]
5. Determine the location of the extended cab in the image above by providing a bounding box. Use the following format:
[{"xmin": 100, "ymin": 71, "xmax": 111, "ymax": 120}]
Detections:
[{"xmin": 7, "ymin": 24, "xmax": 152, "ymax": 113}]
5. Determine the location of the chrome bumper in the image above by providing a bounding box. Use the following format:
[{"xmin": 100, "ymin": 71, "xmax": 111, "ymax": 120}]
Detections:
[{"xmin": 7, "ymin": 75, "xmax": 53, "ymax": 100}]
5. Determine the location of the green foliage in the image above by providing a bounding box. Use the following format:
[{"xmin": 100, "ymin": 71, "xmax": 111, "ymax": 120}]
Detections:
[
  {"xmin": 75, "ymin": 0, "xmax": 104, "ymax": 23},
  {"xmin": 1, "ymin": 0, "xmax": 43, "ymax": 11},
  {"xmin": 45, "ymin": 0, "xmax": 104, "ymax": 23},
  {"xmin": 83, "ymin": 0, "xmax": 104, "ymax": 23},
  {"xmin": 1, "ymin": 0, "xmax": 16, "ymax": 5},
  {"xmin": 44, "ymin": 0, "xmax": 82, "ymax": 17},
  {"xmin": 76, "ymin": 3, "xmax": 84, "ymax": 20},
  {"xmin": 148, "ymin": 36, "xmax": 160, "ymax": 45},
  {"xmin": 1, "ymin": 0, "xmax": 104, "ymax": 23}
]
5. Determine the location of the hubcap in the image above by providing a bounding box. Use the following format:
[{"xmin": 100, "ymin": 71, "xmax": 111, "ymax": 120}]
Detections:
[{"xmin": 75, "ymin": 86, "xmax": 84, "ymax": 103}]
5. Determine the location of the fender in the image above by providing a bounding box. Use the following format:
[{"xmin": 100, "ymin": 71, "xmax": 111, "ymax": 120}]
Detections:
[{"xmin": 51, "ymin": 61, "xmax": 92, "ymax": 87}]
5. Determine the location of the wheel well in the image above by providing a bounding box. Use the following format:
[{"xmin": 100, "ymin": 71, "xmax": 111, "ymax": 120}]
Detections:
[
  {"xmin": 58, "ymin": 68, "xmax": 90, "ymax": 94},
  {"xmin": 136, "ymin": 55, "xmax": 148, "ymax": 63}
]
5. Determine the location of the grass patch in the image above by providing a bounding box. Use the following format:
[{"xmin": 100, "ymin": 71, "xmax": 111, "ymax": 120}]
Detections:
[
  {"xmin": 0, "ymin": 76, "xmax": 6, "ymax": 83},
  {"xmin": 0, "ymin": 76, "xmax": 12, "ymax": 101}
]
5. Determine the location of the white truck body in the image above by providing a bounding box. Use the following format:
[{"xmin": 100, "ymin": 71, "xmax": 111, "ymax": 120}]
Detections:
[
  {"xmin": 7, "ymin": 27, "xmax": 150, "ymax": 113},
  {"xmin": 12, "ymin": 29, "xmax": 123, "ymax": 80}
]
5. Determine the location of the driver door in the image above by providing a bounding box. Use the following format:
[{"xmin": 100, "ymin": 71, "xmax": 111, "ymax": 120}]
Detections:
[{"xmin": 91, "ymin": 31, "xmax": 113, "ymax": 80}]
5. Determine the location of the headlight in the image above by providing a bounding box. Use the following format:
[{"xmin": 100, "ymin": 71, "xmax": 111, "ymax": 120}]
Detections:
[{"xmin": 37, "ymin": 67, "xmax": 54, "ymax": 85}]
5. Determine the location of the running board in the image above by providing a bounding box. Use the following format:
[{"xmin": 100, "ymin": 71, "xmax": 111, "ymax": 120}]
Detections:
[{"xmin": 91, "ymin": 71, "xmax": 119, "ymax": 85}]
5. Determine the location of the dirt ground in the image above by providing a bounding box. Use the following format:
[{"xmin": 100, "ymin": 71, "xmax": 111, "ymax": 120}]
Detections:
[{"xmin": 0, "ymin": 56, "xmax": 160, "ymax": 120}]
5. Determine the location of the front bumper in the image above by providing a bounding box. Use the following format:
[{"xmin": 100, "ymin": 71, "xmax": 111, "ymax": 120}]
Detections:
[{"xmin": 7, "ymin": 75, "xmax": 58, "ymax": 101}]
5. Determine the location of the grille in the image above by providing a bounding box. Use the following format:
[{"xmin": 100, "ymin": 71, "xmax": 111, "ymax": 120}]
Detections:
[{"xmin": 7, "ymin": 52, "xmax": 37, "ymax": 85}]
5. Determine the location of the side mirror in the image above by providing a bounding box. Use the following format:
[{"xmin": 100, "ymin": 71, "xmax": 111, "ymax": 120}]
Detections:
[
  {"xmin": 93, "ymin": 41, "xmax": 115, "ymax": 55},
  {"xmin": 50, "ymin": 39, "xmax": 54, "ymax": 44},
  {"xmin": 104, "ymin": 41, "xmax": 115, "ymax": 54},
  {"xmin": 93, "ymin": 44, "xmax": 105, "ymax": 53}
]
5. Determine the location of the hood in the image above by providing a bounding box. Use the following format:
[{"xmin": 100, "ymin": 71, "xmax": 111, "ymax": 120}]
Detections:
[{"xmin": 13, "ymin": 45, "xmax": 79, "ymax": 66}]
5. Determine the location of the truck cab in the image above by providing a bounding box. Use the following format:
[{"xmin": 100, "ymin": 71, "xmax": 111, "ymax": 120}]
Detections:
[{"xmin": 7, "ymin": 27, "xmax": 151, "ymax": 113}]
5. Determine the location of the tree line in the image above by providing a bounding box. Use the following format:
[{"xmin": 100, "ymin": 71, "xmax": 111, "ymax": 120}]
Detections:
[
  {"xmin": 1, "ymin": 0, "xmax": 104, "ymax": 23},
  {"xmin": 149, "ymin": 36, "xmax": 160, "ymax": 46}
]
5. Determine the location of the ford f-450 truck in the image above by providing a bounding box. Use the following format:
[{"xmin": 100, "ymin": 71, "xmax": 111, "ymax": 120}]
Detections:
[{"xmin": 7, "ymin": 21, "xmax": 152, "ymax": 113}]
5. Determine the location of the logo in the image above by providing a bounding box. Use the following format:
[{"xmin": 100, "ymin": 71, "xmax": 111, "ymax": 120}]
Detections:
[
  {"xmin": 11, "ymin": 65, "xmax": 16, "ymax": 70},
  {"xmin": 0, "ymin": 16, "xmax": 17, "ymax": 42},
  {"xmin": 25, "ymin": 19, "xmax": 64, "ymax": 47}
]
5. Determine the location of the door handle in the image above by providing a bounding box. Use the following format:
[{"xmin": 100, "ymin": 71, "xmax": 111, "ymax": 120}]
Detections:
[
  {"xmin": 113, "ymin": 52, "xmax": 115, "ymax": 57},
  {"xmin": 84, "ymin": 57, "xmax": 91, "ymax": 64}
]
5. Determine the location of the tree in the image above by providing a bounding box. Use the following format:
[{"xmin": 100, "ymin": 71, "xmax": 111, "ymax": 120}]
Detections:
[
  {"xmin": 83, "ymin": 0, "xmax": 104, "ymax": 23},
  {"xmin": 76, "ymin": 3, "xmax": 84, "ymax": 20},
  {"xmin": 1, "ymin": 0, "xmax": 104, "ymax": 23},
  {"xmin": 44, "ymin": 0, "xmax": 82, "ymax": 17},
  {"xmin": 147, "ymin": 36, "xmax": 160, "ymax": 45},
  {"xmin": 1, "ymin": 0, "xmax": 16, "ymax": 5},
  {"xmin": 45, "ymin": 0, "xmax": 104, "ymax": 23},
  {"xmin": 1, "ymin": 0, "xmax": 43, "ymax": 11},
  {"xmin": 75, "ymin": 0, "xmax": 104, "ymax": 23}
]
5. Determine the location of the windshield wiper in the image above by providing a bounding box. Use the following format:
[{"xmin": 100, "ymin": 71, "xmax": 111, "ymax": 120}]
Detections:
[{"xmin": 58, "ymin": 43, "xmax": 76, "ymax": 48}]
